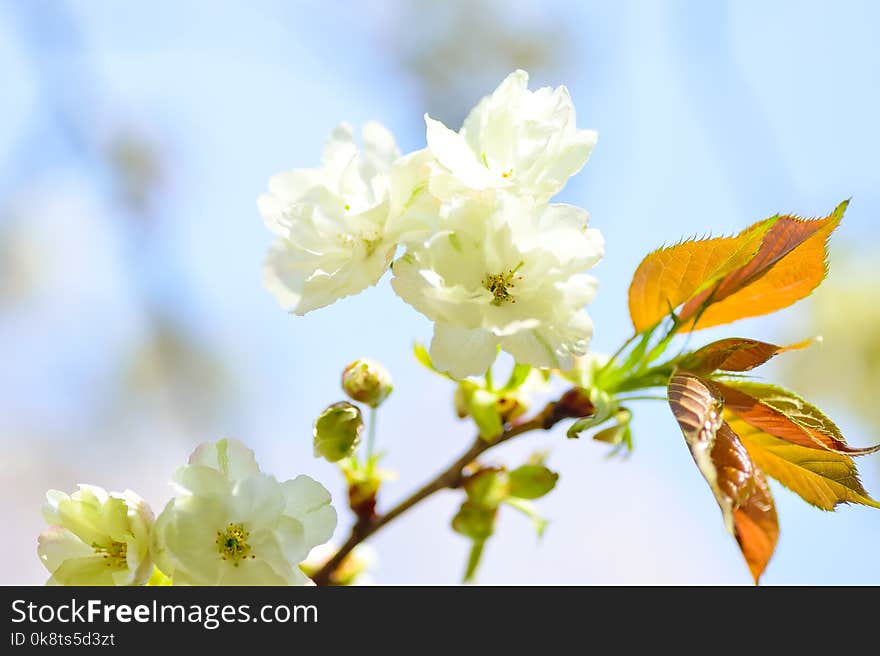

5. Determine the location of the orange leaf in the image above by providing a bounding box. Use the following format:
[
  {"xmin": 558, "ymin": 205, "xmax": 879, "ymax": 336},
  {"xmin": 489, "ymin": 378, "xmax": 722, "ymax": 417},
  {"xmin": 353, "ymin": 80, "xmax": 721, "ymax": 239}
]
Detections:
[
  {"xmin": 678, "ymin": 201, "xmax": 846, "ymax": 330},
  {"xmin": 732, "ymin": 416, "xmax": 880, "ymax": 511},
  {"xmin": 678, "ymin": 337, "xmax": 810, "ymax": 375},
  {"xmin": 668, "ymin": 372, "xmax": 778, "ymax": 583},
  {"xmin": 729, "ymin": 457, "xmax": 778, "ymax": 585},
  {"xmin": 716, "ymin": 381, "xmax": 880, "ymax": 455},
  {"xmin": 627, "ymin": 221, "xmax": 772, "ymax": 332}
]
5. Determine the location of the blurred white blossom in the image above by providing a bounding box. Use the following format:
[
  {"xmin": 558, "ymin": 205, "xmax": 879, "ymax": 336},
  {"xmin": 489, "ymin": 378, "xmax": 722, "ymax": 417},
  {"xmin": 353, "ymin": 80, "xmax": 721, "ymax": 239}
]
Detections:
[
  {"xmin": 260, "ymin": 123, "xmax": 432, "ymax": 314},
  {"xmin": 38, "ymin": 485, "xmax": 154, "ymax": 586},
  {"xmin": 152, "ymin": 438, "xmax": 336, "ymax": 585},
  {"xmin": 425, "ymin": 70, "xmax": 596, "ymax": 202},
  {"xmin": 301, "ymin": 542, "xmax": 377, "ymax": 586}
]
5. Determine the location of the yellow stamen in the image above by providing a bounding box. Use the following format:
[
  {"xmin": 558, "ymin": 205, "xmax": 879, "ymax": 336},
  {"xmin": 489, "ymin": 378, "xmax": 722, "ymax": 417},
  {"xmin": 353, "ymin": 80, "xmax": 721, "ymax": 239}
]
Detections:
[
  {"xmin": 216, "ymin": 523, "xmax": 255, "ymax": 566},
  {"xmin": 483, "ymin": 263, "xmax": 524, "ymax": 306},
  {"xmin": 93, "ymin": 541, "xmax": 128, "ymax": 569}
]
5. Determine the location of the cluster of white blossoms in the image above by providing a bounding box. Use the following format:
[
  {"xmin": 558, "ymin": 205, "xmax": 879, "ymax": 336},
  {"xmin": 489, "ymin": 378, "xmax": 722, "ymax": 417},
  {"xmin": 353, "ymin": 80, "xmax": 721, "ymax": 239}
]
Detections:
[
  {"xmin": 37, "ymin": 439, "xmax": 337, "ymax": 586},
  {"xmin": 260, "ymin": 70, "xmax": 604, "ymax": 378}
]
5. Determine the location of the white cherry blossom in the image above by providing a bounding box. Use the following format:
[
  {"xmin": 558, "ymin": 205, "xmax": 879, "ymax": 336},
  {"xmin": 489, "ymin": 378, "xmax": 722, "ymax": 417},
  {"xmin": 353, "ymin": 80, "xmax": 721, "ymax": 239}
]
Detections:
[
  {"xmin": 260, "ymin": 123, "xmax": 433, "ymax": 314},
  {"xmin": 152, "ymin": 439, "xmax": 336, "ymax": 585},
  {"xmin": 38, "ymin": 486, "xmax": 154, "ymax": 586},
  {"xmin": 425, "ymin": 69, "xmax": 597, "ymax": 203},
  {"xmin": 391, "ymin": 192, "xmax": 603, "ymax": 377}
]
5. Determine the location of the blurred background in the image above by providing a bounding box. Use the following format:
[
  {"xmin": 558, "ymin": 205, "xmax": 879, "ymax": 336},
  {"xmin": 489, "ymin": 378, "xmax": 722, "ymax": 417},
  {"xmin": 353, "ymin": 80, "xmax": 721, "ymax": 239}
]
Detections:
[{"xmin": 1, "ymin": 0, "xmax": 878, "ymax": 585}]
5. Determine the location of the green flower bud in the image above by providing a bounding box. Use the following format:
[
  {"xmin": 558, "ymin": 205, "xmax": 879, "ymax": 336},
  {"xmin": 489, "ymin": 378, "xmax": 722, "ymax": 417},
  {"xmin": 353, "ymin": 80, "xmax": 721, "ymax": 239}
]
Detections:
[
  {"xmin": 452, "ymin": 502, "xmax": 497, "ymax": 540},
  {"xmin": 313, "ymin": 401, "xmax": 363, "ymax": 462},
  {"xmin": 508, "ymin": 464, "xmax": 559, "ymax": 500},
  {"xmin": 464, "ymin": 468, "xmax": 509, "ymax": 507},
  {"xmin": 341, "ymin": 359, "xmax": 393, "ymax": 408},
  {"xmin": 456, "ymin": 382, "xmax": 503, "ymax": 440}
]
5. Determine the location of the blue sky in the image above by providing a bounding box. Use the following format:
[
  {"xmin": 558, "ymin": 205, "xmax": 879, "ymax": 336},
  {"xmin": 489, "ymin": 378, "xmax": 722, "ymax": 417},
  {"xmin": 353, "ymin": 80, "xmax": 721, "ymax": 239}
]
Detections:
[{"xmin": 1, "ymin": 0, "xmax": 878, "ymax": 584}]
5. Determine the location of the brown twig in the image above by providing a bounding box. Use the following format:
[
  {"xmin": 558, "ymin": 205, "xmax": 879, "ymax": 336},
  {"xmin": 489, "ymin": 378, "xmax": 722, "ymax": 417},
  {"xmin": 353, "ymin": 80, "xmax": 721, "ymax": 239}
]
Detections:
[{"xmin": 311, "ymin": 391, "xmax": 590, "ymax": 586}]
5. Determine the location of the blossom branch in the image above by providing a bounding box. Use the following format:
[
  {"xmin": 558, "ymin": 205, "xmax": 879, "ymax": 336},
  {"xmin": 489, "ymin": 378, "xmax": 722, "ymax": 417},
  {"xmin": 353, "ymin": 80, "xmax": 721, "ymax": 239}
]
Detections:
[{"xmin": 311, "ymin": 390, "xmax": 592, "ymax": 586}]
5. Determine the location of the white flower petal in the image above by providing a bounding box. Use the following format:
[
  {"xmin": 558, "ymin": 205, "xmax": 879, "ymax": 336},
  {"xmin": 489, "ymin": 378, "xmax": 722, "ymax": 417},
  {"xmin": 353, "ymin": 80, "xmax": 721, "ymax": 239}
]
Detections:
[
  {"xmin": 362, "ymin": 121, "xmax": 401, "ymax": 171},
  {"xmin": 537, "ymin": 128, "xmax": 597, "ymax": 193},
  {"xmin": 435, "ymin": 69, "xmax": 595, "ymax": 201},
  {"xmin": 42, "ymin": 489, "xmax": 68, "ymax": 525},
  {"xmin": 425, "ymin": 114, "xmax": 493, "ymax": 189},
  {"xmin": 152, "ymin": 496, "xmax": 224, "ymax": 586},
  {"xmin": 430, "ymin": 323, "xmax": 498, "ymax": 378},
  {"xmin": 501, "ymin": 330, "xmax": 564, "ymax": 370},
  {"xmin": 558, "ymin": 274, "xmax": 599, "ymax": 309},
  {"xmin": 38, "ymin": 526, "xmax": 93, "ymax": 573},
  {"xmin": 54, "ymin": 493, "xmax": 111, "ymax": 548},
  {"xmin": 172, "ymin": 464, "xmax": 230, "ymax": 498},
  {"xmin": 281, "ymin": 476, "xmax": 337, "ymax": 549},
  {"xmin": 50, "ymin": 556, "xmax": 119, "ymax": 586},
  {"xmin": 230, "ymin": 474, "xmax": 285, "ymax": 530},
  {"xmin": 217, "ymin": 557, "xmax": 289, "ymax": 586},
  {"xmin": 533, "ymin": 204, "xmax": 605, "ymax": 268},
  {"xmin": 267, "ymin": 169, "xmax": 323, "ymax": 203},
  {"xmin": 188, "ymin": 438, "xmax": 260, "ymax": 483},
  {"xmin": 321, "ymin": 122, "xmax": 357, "ymax": 172},
  {"xmin": 274, "ymin": 516, "xmax": 308, "ymax": 564}
]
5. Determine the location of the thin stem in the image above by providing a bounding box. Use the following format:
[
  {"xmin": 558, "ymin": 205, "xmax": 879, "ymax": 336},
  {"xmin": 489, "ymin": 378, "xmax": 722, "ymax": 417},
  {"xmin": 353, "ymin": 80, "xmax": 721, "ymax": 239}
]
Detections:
[
  {"xmin": 365, "ymin": 405, "xmax": 378, "ymax": 474},
  {"xmin": 311, "ymin": 399, "xmax": 567, "ymax": 586},
  {"xmin": 595, "ymin": 332, "xmax": 639, "ymax": 377},
  {"xmin": 642, "ymin": 318, "xmax": 680, "ymax": 367},
  {"xmin": 617, "ymin": 395, "xmax": 668, "ymax": 402},
  {"xmin": 605, "ymin": 355, "xmax": 677, "ymax": 394}
]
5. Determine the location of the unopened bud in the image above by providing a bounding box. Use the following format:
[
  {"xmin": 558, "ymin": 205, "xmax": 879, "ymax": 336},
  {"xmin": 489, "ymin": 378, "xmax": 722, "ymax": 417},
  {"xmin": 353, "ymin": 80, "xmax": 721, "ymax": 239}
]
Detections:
[
  {"xmin": 313, "ymin": 402, "xmax": 363, "ymax": 462},
  {"xmin": 341, "ymin": 359, "xmax": 393, "ymax": 408},
  {"xmin": 508, "ymin": 464, "xmax": 559, "ymax": 500},
  {"xmin": 452, "ymin": 502, "xmax": 497, "ymax": 540},
  {"xmin": 464, "ymin": 468, "xmax": 508, "ymax": 507}
]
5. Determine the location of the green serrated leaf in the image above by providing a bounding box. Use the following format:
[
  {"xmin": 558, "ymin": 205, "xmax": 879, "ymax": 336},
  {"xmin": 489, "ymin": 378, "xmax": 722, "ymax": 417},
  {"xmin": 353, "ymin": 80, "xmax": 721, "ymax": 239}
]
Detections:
[{"xmin": 717, "ymin": 380, "xmax": 880, "ymax": 455}]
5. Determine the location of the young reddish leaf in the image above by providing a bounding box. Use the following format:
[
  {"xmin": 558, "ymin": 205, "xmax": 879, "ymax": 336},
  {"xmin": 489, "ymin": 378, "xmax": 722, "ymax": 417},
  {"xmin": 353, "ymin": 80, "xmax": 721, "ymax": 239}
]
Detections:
[
  {"xmin": 678, "ymin": 202, "xmax": 846, "ymax": 330},
  {"xmin": 668, "ymin": 372, "xmax": 778, "ymax": 583},
  {"xmin": 731, "ymin": 417, "xmax": 880, "ymax": 511},
  {"xmin": 679, "ymin": 337, "xmax": 810, "ymax": 375},
  {"xmin": 728, "ymin": 457, "xmax": 778, "ymax": 586},
  {"xmin": 717, "ymin": 381, "xmax": 880, "ymax": 455},
  {"xmin": 627, "ymin": 220, "xmax": 773, "ymax": 332}
]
